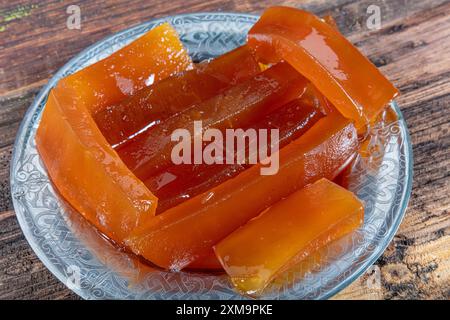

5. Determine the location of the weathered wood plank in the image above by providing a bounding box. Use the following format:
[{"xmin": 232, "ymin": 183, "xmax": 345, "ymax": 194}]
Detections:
[{"xmin": 0, "ymin": 0, "xmax": 448, "ymax": 299}]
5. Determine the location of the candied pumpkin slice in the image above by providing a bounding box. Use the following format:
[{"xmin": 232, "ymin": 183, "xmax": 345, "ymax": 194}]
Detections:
[
  {"xmin": 146, "ymin": 97, "xmax": 323, "ymax": 214},
  {"xmin": 36, "ymin": 24, "xmax": 192, "ymax": 243},
  {"xmin": 61, "ymin": 23, "xmax": 192, "ymax": 115},
  {"xmin": 117, "ymin": 62, "xmax": 310, "ymax": 181},
  {"xmin": 215, "ymin": 178, "xmax": 364, "ymax": 295},
  {"xmin": 125, "ymin": 114, "xmax": 358, "ymax": 270},
  {"xmin": 36, "ymin": 86, "xmax": 157, "ymax": 243},
  {"xmin": 94, "ymin": 45, "xmax": 260, "ymax": 146},
  {"xmin": 248, "ymin": 6, "xmax": 398, "ymax": 129}
]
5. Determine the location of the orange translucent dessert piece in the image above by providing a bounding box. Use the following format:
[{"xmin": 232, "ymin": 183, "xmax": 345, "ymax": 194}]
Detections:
[
  {"xmin": 94, "ymin": 46, "xmax": 260, "ymax": 146},
  {"xmin": 36, "ymin": 85, "xmax": 157, "ymax": 243},
  {"xmin": 214, "ymin": 178, "xmax": 364, "ymax": 295},
  {"xmin": 247, "ymin": 6, "xmax": 399, "ymax": 130},
  {"xmin": 125, "ymin": 114, "xmax": 358, "ymax": 270},
  {"xmin": 146, "ymin": 98, "xmax": 323, "ymax": 214},
  {"xmin": 62, "ymin": 23, "xmax": 192, "ymax": 115},
  {"xmin": 117, "ymin": 62, "xmax": 309, "ymax": 181},
  {"xmin": 36, "ymin": 24, "xmax": 192, "ymax": 243}
]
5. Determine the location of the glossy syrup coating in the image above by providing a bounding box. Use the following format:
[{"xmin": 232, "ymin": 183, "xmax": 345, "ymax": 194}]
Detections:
[
  {"xmin": 214, "ymin": 178, "xmax": 364, "ymax": 295},
  {"xmin": 321, "ymin": 14, "xmax": 339, "ymax": 30},
  {"xmin": 93, "ymin": 46, "xmax": 260, "ymax": 146},
  {"xmin": 184, "ymin": 97, "xmax": 324, "ymax": 271},
  {"xmin": 36, "ymin": 85, "xmax": 157, "ymax": 244},
  {"xmin": 145, "ymin": 97, "xmax": 324, "ymax": 214},
  {"xmin": 187, "ymin": 86, "xmax": 331, "ymax": 270},
  {"xmin": 125, "ymin": 114, "xmax": 358, "ymax": 270},
  {"xmin": 248, "ymin": 6, "xmax": 399, "ymax": 130},
  {"xmin": 61, "ymin": 23, "xmax": 192, "ymax": 115},
  {"xmin": 35, "ymin": 24, "xmax": 192, "ymax": 244},
  {"xmin": 116, "ymin": 62, "xmax": 310, "ymax": 181}
]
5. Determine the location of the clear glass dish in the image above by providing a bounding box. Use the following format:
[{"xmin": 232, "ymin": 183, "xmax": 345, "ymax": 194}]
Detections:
[{"xmin": 10, "ymin": 12, "xmax": 413, "ymax": 300}]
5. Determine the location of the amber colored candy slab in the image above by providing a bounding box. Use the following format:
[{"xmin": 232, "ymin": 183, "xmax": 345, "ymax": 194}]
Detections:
[
  {"xmin": 36, "ymin": 24, "xmax": 192, "ymax": 243},
  {"xmin": 117, "ymin": 62, "xmax": 309, "ymax": 181},
  {"xmin": 214, "ymin": 178, "xmax": 364, "ymax": 295},
  {"xmin": 94, "ymin": 46, "xmax": 260, "ymax": 146},
  {"xmin": 248, "ymin": 6, "xmax": 398, "ymax": 129},
  {"xmin": 61, "ymin": 23, "xmax": 192, "ymax": 115},
  {"xmin": 145, "ymin": 98, "xmax": 323, "ymax": 214},
  {"xmin": 125, "ymin": 114, "xmax": 358, "ymax": 270}
]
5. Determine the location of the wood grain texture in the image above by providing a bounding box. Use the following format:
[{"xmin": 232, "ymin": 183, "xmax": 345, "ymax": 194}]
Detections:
[{"xmin": 0, "ymin": 0, "xmax": 449, "ymax": 300}]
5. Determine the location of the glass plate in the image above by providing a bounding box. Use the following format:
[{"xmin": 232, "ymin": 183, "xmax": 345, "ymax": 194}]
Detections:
[{"xmin": 10, "ymin": 12, "xmax": 413, "ymax": 300}]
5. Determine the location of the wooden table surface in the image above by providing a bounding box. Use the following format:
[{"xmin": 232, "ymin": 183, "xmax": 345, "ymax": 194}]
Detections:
[{"xmin": 0, "ymin": 0, "xmax": 449, "ymax": 300}]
